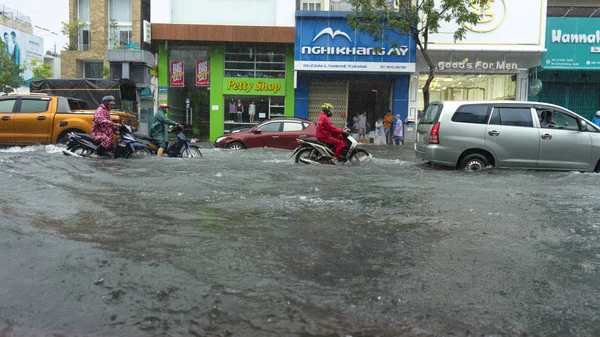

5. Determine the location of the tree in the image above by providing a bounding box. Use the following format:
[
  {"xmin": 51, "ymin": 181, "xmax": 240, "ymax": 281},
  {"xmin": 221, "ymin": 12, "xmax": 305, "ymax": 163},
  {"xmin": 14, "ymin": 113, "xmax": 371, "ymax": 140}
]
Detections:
[
  {"xmin": 61, "ymin": 20, "xmax": 87, "ymax": 51},
  {"xmin": 28, "ymin": 59, "xmax": 53, "ymax": 80},
  {"xmin": 347, "ymin": 0, "xmax": 489, "ymax": 109},
  {"xmin": 0, "ymin": 41, "xmax": 24, "ymax": 94}
]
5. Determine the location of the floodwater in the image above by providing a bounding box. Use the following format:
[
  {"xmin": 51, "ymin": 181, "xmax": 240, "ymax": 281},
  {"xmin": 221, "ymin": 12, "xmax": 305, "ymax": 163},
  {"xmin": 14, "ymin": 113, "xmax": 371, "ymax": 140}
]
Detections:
[{"xmin": 1, "ymin": 143, "xmax": 599, "ymax": 337}]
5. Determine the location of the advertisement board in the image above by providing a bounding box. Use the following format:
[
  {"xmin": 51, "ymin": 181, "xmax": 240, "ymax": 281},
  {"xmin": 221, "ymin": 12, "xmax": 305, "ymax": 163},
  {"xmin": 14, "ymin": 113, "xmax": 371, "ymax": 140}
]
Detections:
[
  {"xmin": 427, "ymin": 0, "xmax": 546, "ymax": 51},
  {"xmin": 170, "ymin": 61, "xmax": 184, "ymax": 87},
  {"xmin": 295, "ymin": 16, "xmax": 416, "ymax": 73},
  {"xmin": 542, "ymin": 17, "xmax": 600, "ymax": 70},
  {"xmin": 0, "ymin": 24, "xmax": 44, "ymax": 83},
  {"xmin": 196, "ymin": 60, "xmax": 209, "ymax": 87}
]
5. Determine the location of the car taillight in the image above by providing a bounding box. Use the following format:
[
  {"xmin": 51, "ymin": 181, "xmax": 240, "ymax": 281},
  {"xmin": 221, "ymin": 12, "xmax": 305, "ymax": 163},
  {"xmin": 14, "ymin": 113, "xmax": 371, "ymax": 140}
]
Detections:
[{"xmin": 429, "ymin": 122, "xmax": 440, "ymax": 144}]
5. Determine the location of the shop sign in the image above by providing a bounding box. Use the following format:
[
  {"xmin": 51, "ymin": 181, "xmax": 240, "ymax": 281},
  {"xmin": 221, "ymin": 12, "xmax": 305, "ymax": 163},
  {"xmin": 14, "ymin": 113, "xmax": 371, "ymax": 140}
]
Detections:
[
  {"xmin": 294, "ymin": 15, "xmax": 416, "ymax": 73},
  {"xmin": 223, "ymin": 78, "xmax": 285, "ymax": 96},
  {"xmin": 427, "ymin": 0, "xmax": 544, "ymax": 50},
  {"xmin": 529, "ymin": 79, "xmax": 543, "ymax": 96},
  {"xmin": 170, "ymin": 61, "xmax": 184, "ymax": 87},
  {"xmin": 436, "ymin": 60, "xmax": 519, "ymax": 72},
  {"xmin": 196, "ymin": 60, "xmax": 209, "ymax": 87},
  {"xmin": 543, "ymin": 17, "xmax": 600, "ymax": 70}
]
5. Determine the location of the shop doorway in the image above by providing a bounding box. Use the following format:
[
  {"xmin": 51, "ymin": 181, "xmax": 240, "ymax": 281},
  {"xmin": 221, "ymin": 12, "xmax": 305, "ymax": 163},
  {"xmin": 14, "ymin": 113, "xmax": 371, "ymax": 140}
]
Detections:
[
  {"xmin": 347, "ymin": 80, "xmax": 392, "ymax": 129},
  {"xmin": 168, "ymin": 87, "xmax": 210, "ymax": 141}
]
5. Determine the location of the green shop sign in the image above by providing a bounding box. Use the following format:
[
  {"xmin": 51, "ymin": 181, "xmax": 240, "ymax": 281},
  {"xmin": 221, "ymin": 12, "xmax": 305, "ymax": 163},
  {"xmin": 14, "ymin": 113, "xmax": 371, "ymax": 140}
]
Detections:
[
  {"xmin": 223, "ymin": 78, "xmax": 286, "ymax": 96},
  {"xmin": 543, "ymin": 17, "xmax": 600, "ymax": 70}
]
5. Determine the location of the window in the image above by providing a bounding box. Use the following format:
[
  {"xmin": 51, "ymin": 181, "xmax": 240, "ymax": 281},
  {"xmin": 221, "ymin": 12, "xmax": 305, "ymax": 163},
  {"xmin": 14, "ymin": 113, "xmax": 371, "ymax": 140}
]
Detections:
[
  {"xmin": 78, "ymin": 0, "xmax": 90, "ymax": 50},
  {"xmin": 225, "ymin": 44, "xmax": 286, "ymax": 78},
  {"xmin": 451, "ymin": 104, "xmax": 490, "ymax": 124},
  {"xmin": 420, "ymin": 103, "xmax": 442, "ymax": 125},
  {"xmin": 296, "ymin": 0, "xmax": 323, "ymax": 10},
  {"xmin": 109, "ymin": 0, "xmax": 132, "ymax": 48},
  {"xmin": 258, "ymin": 122, "xmax": 281, "ymax": 132},
  {"xmin": 83, "ymin": 61, "xmax": 103, "ymax": 78},
  {"xmin": 330, "ymin": 0, "xmax": 352, "ymax": 11},
  {"xmin": 489, "ymin": 107, "xmax": 533, "ymax": 127},
  {"xmin": 283, "ymin": 122, "xmax": 303, "ymax": 132},
  {"xmin": 0, "ymin": 99, "xmax": 17, "ymax": 113},
  {"xmin": 536, "ymin": 108, "xmax": 579, "ymax": 131},
  {"xmin": 19, "ymin": 99, "xmax": 50, "ymax": 113}
]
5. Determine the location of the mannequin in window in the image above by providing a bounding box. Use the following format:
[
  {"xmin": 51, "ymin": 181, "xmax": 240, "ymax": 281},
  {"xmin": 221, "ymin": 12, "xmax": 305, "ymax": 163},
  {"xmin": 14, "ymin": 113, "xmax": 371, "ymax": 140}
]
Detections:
[
  {"xmin": 249, "ymin": 101, "xmax": 256, "ymax": 123},
  {"xmin": 236, "ymin": 99, "xmax": 244, "ymax": 123},
  {"xmin": 228, "ymin": 99, "xmax": 236, "ymax": 121}
]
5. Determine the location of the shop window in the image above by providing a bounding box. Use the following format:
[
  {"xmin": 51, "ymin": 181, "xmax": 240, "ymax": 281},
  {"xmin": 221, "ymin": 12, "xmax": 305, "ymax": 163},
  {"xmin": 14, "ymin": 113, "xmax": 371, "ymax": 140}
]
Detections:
[
  {"xmin": 225, "ymin": 44, "xmax": 286, "ymax": 79},
  {"xmin": 223, "ymin": 95, "xmax": 285, "ymax": 133},
  {"xmin": 83, "ymin": 61, "xmax": 104, "ymax": 78}
]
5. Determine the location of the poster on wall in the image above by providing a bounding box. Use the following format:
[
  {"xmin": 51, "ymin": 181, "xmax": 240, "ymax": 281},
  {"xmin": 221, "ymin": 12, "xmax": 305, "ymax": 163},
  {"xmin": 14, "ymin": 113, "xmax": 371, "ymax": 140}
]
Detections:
[
  {"xmin": 170, "ymin": 60, "xmax": 184, "ymax": 87},
  {"xmin": 196, "ymin": 60, "xmax": 210, "ymax": 87},
  {"xmin": 0, "ymin": 24, "xmax": 44, "ymax": 84}
]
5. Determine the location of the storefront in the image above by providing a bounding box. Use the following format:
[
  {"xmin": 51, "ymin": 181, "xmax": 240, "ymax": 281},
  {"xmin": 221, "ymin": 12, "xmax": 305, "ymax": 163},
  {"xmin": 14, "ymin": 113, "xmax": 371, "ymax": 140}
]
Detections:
[
  {"xmin": 530, "ymin": 17, "xmax": 600, "ymax": 120},
  {"xmin": 413, "ymin": 0, "xmax": 547, "ymax": 111},
  {"xmin": 156, "ymin": 41, "xmax": 294, "ymax": 141},
  {"xmin": 294, "ymin": 12, "xmax": 416, "ymax": 129}
]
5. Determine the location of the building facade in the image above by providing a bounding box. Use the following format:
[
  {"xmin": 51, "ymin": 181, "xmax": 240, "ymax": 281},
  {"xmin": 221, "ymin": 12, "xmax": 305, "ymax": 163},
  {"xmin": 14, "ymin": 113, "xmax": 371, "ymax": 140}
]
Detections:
[
  {"xmin": 413, "ymin": 0, "xmax": 548, "ymax": 113},
  {"xmin": 530, "ymin": 2, "xmax": 600, "ymax": 120},
  {"xmin": 294, "ymin": 10, "xmax": 416, "ymax": 129},
  {"xmin": 151, "ymin": 0, "xmax": 295, "ymax": 141}
]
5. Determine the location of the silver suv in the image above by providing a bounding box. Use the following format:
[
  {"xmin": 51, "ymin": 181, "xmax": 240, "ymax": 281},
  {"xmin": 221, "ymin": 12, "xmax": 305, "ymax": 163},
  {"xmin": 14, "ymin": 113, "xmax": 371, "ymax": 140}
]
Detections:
[{"xmin": 415, "ymin": 101, "xmax": 600, "ymax": 172}]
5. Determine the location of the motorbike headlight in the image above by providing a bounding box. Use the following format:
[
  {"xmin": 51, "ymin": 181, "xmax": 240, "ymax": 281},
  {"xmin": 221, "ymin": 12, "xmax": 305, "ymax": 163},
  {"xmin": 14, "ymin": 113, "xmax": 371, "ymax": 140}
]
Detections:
[{"xmin": 215, "ymin": 136, "xmax": 226, "ymax": 143}]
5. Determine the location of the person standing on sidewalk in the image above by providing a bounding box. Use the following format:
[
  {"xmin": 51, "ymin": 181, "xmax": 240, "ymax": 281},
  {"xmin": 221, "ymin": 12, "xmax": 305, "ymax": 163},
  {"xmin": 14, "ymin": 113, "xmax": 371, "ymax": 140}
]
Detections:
[
  {"xmin": 383, "ymin": 110, "xmax": 393, "ymax": 144},
  {"xmin": 393, "ymin": 114, "xmax": 404, "ymax": 146}
]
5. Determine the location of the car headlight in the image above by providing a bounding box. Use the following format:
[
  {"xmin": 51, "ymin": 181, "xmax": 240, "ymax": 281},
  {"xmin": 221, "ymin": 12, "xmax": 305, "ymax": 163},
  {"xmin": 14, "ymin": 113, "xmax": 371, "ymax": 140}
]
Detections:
[{"xmin": 215, "ymin": 136, "xmax": 226, "ymax": 143}]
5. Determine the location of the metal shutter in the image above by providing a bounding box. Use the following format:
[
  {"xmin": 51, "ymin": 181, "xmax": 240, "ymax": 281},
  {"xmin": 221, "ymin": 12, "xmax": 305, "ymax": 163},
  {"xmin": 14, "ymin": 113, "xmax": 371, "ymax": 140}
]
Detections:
[{"xmin": 308, "ymin": 79, "xmax": 348, "ymax": 128}]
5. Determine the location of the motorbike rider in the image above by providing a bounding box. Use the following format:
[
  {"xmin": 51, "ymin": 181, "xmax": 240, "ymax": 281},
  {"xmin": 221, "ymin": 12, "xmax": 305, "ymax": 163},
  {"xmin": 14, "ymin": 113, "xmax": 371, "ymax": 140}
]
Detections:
[
  {"xmin": 151, "ymin": 103, "xmax": 181, "ymax": 157},
  {"xmin": 91, "ymin": 95, "xmax": 119, "ymax": 158},
  {"xmin": 316, "ymin": 103, "xmax": 348, "ymax": 165}
]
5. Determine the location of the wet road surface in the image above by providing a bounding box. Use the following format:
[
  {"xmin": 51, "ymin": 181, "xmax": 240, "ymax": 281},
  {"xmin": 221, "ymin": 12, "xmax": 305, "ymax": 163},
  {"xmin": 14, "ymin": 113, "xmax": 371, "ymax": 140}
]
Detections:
[{"xmin": 0, "ymin": 144, "xmax": 599, "ymax": 337}]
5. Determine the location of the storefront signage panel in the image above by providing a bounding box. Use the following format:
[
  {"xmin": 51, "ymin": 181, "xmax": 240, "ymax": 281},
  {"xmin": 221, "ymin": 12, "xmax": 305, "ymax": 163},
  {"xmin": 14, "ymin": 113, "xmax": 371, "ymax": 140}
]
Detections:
[
  {"xmin": 543, "ymin": 17, "xmax": 600, "ymax": 70},
  {"xmin": 170, "ymin": 61, "xmax": 184, "ymax": 87},
  {"xmin": 196, "ymin": 60, "xmax": 210, "ymax": 87},
  {"xmin": 223, "ymin": 78, "xmax": 285, "ymax": 96},
  {"xmin": 427, "ymin": 0, "xmax": 545, "ymax": 49},
  {"xmin": 295, "ymin": 16, "xmax": 416, "ymax": 73},
  {"xmin": 436, "ymin": 59, "xmax": 519, "ymax": 73}
]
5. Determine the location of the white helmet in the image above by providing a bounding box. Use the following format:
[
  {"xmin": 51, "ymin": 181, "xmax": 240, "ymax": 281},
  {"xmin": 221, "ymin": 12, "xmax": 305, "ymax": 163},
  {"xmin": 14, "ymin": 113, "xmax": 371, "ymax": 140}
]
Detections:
[{"xmin": 596, "ymin": 111, "xmax": 600, "ymax": 117}]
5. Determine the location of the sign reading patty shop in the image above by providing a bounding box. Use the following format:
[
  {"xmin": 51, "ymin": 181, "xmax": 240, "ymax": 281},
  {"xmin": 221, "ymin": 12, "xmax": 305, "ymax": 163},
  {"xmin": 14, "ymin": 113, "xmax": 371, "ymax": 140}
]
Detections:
[
  {"xmin": 223, "ymin": 78, "xmax": 285, "ymax": 96},
  {"xmin": 170, "ymin": 61, "xmax": 184, "ymax": 87},
  {"xmin": 196, "ymin": 60, "xmax": 209, "ymax": 87},
  {"xmin": 294, "ymin": 15, "xmax": 416, "ymax": 73},
  {"xmin": 543, "ymin": 17, "xmax": 600, "ymax": 70}
]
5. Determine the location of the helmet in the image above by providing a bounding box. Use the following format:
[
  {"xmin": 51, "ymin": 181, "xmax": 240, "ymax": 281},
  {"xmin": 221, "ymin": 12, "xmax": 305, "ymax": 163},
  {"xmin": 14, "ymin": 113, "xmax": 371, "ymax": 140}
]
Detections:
[
  {"xmin": 596, "ymin": 111, "xmax": 600, "ymax": 117},
  {"xmin": 159, "ymin": 103, "xmax": 170, "ymax": 109},
  {"xmin": 102, "ymin": 95, "xmax": 116, "ymax": 106},
  {"xmin": 321, "ymin": 103, "xmax": 333, "ymax": 117}
]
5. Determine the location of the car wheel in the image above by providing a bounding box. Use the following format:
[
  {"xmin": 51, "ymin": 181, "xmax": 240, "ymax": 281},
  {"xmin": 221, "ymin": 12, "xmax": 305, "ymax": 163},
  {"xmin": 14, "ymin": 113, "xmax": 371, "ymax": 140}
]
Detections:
[
  {"xmin": 228, "ymin": 142, "xmax": 244, "ymax": 150},
  {"xmin": 459, "ymin": 153, "xmax": 490, "ymax": 172}
]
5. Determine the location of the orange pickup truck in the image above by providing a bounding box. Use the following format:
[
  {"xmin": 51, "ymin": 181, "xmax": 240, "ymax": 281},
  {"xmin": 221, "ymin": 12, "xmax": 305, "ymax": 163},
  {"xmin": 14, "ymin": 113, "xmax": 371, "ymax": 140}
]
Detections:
[{"xmin": 0, "ymin": 94, "xmax": 138, "ymax": 145}]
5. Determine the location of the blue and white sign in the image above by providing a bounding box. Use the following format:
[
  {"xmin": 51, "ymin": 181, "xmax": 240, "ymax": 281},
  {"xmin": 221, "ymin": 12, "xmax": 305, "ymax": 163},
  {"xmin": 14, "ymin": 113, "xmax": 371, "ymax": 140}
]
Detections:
[{"xmin": 295, "ymin": 16, "xmax": 416, "ymax": 73}]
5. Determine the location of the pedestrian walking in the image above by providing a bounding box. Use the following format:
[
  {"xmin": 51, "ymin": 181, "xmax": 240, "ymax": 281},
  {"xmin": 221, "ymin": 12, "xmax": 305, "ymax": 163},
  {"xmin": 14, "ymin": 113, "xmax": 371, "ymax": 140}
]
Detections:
[
  {"xmin": 393, "ymin": 114, "xmax": 404, "ymax": 146},
  {"xmin": 358, "ymin": 111, "xmax": 367, "ymax": 142},
  {"xmin": 383, "ymin": 110, "xmax": 393, "ymax": 144}
]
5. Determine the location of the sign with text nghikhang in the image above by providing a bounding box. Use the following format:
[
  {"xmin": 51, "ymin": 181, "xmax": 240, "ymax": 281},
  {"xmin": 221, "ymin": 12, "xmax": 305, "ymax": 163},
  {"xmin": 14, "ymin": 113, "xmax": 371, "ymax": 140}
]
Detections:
[
  {"xmin": 196, "ymin": 60, "xmax": 209, "ymax": 87},
  {"xmin": 543, "ymin": 17, "xmax": 600, "ymax": 70},
  {"xmin": 294, "ymin": 15, "xmax": 416, "ymax": 73},
  {"xmin": 170, "ymin": 61, "xmax": 184, "ymax": 87}
]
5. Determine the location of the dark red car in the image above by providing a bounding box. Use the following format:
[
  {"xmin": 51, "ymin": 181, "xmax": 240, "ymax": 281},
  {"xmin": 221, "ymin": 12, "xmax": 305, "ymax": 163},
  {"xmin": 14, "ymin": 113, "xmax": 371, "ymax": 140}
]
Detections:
[{"xmin": 214, "ymin": 118, "xmax": 317, "ymax": 150}]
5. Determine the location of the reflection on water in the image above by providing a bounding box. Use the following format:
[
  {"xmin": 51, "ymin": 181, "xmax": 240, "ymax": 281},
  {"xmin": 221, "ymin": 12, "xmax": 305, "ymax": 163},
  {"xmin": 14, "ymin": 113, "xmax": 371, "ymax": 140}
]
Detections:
[{"xmin": 0, "ymin": 144, "xmax": 599, "ymax": 336}]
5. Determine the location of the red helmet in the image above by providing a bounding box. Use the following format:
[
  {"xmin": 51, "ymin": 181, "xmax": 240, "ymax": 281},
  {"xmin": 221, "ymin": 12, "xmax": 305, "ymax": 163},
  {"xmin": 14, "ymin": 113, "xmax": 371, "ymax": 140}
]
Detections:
[{"xmin": 159, "ymin": 103, "xmax": 170, "ymax": 109}]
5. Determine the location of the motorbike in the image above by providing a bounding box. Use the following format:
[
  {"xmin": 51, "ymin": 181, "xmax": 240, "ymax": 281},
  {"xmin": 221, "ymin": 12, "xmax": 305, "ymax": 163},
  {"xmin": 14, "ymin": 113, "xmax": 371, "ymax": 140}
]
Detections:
[
  {"xmin": 62, "ymin": 123, "xmax": 151, "ymax": 158},
  {"xmin": 134, "ymin": 124, "xmax": 202, "ymax": 158},
  {"xmin": 291, "ymin": 131, "xmax": 371, "ymax": 165}
]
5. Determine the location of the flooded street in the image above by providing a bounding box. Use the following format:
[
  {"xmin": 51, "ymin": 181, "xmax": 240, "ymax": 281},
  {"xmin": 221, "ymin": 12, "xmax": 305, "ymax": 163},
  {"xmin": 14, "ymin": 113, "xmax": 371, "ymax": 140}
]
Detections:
[{"xmin": 1, "ymin": 143, "xmax": 600, "ymax": 337}]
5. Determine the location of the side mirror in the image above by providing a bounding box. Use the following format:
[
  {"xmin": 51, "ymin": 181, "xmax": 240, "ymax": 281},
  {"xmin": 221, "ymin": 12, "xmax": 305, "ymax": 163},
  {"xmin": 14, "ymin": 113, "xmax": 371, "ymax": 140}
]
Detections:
[
  {"xmin": 579, "ymin": 120, "xmax": 587, "ymax": 131},
  {"xmin": 253, "ymin": 130, "xmax": 262, "ymax": 134}
]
